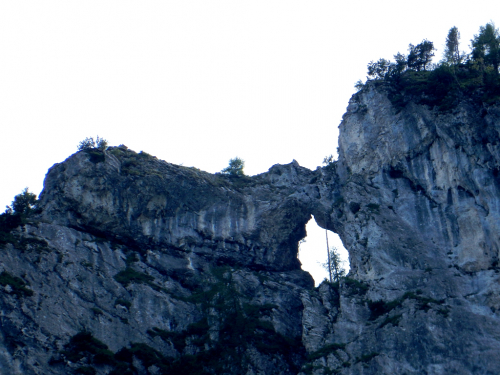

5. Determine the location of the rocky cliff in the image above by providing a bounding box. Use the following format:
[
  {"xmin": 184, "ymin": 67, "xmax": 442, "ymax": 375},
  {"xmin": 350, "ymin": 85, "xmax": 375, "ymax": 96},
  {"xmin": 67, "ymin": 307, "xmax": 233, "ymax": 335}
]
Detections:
[{"xmin": 1, "ymin": 82, "xmax": 500, "ymax": 374}]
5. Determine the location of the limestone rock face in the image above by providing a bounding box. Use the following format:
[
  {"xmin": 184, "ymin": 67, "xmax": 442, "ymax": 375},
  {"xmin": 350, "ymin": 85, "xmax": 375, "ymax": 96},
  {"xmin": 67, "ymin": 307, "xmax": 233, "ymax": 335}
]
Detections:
[
  {"xmin": 39, "ymin": 151, "xmax": 315, "ymax": 273},
  {"xmin": 337, "ymin": 86, "xmax": 500, "ymax": 276},
  {"xmin": 1, "ymin": 83, "xmax": 500, "ymax": 374},
  {"xmin": 314, "ymin": 85, "xmax": 500, "ymax": 374}
]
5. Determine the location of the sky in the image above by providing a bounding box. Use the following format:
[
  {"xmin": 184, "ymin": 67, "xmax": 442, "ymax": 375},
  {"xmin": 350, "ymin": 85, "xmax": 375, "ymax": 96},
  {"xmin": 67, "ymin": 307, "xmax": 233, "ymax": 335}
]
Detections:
[{"xmin": 1, "ymin": 2, "xmax": 497, "ymax": 284}]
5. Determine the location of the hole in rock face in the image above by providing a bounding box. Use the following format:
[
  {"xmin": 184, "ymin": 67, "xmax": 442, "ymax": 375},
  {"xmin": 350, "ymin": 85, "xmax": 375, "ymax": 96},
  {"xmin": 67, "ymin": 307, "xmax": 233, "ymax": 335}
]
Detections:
[{"xmin": 298, "ymin": 216, "xmax": 350, "ymax": 286}]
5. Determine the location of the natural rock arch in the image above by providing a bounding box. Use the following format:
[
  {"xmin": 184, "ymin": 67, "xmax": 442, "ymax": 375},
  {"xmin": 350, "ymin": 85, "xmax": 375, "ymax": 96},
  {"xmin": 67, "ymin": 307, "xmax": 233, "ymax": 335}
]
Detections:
[{"xmin": 2, "ymin": 84, "xmax": 500, "ymax": 374}]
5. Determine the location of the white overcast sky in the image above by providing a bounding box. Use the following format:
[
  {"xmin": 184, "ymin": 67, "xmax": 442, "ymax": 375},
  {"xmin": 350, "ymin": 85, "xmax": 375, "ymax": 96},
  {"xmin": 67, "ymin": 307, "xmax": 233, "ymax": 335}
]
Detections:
[{"xmin": 0, "ymin": 2, "xmax": 497, "ymax": 283}]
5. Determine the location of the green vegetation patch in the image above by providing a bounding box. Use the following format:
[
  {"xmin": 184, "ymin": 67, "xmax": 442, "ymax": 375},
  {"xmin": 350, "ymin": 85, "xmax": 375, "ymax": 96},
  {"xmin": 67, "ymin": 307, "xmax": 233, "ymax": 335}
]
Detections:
[
  {"xmin": 1, "ymin": 188, "xmax": 40, "ymax": 247},
  {"xmin": 61, "ymin": 331, "xmax": 114, "ymax": 365},
  {"xmin": 54, "ymin": 272, "xmax": 306, "ymax": 374},
  {"xmin": 137, "ymin": 151, "xmax": 153, "ymax": 159},
  {"xmin": 0, "ymin": 213, "xmax": 22, "ymax": 246},
  {"xmin": 220, "ymin": 157, "xmax": 245, "ymax": 176},
  {"xmin": 91, "ymin": 307, "xmax": 103, "ymax": 316},
  {"xmin": 243, "ymin": 303, "xmax": 277, "ymax": 317},
  {"xmin": 357, "ymin": 352, "xmax": 379, "ymax": 364},
  {"xmin": 379, "ymin": 314, "xmax": 402, "ymax": 328},
  {"xmin": 308, "ymin": 343, "xmax": 346, "ymax": 361},
  {"xmin": 211, "ymin": 265, "xmax": 232, "ymax": 281},
  {"xmin": 182, "ymin": 270, "xmax": 303, "ymax": 371},
  {"xmin": 405, "ymin": 291, "xmax": 444, "ymax": 312},
  {"xmin": 120, "ymin": 156, "xmax": 146, "ymax": 177},
  {"xmin": 129, "ymin": 343, "xmax": 165, "ymax": 369},
  {"xmin": 86, "ymin": 149, "xmax": 105, "ymax": 164},
  {"xmin": 148, "ymin": 327, "xmax": 187, "ymax": 353},
  {"xmin": 343, "ymin": 277, "xmax": 369, "ymax": 296},
  {"xmin": 113, "ymin": 149, "xmax": 165, "ymax": 178},
  {"xmin": 125, "ymin": 252, "xmax": 139, "ymax": 265},
  {"xmin": 0, "ymin": 231, "xmax": 17, "ymax": 246},
  {"xmin": 368, "ymin": 299, "xmax": 403, "ymax": 321},
  {"xmin": 17, "ymin": 237, "xmax": 50, "ymax": 252},
  {"xmin": 113, "ymin": 267, "xmax": 160, "ymax": 290},
  {"xmin": 349, "ymin": 202, "xmax": 361, "ymax": 214},
  {"xmin": 369, "ymin": 291, "xmax": 444, "ymax": 320},
  {"xmin": 148, "ymin": 318, "xmax": 210, "ymax": 353},
  {"xmin": 108, "ymin": 148, "xmax": 123, "ymax": 157},
  {"xmin": 214, "ymin": 173, "xmax": 254, "ymax": 190},
  {"xmin": 361, "ymin": 23, "xmax": 500, "ymax": 111},
  {"xmin": 0, "ymin": 271, "xmax": 33, "ymax": 297},
  {"xmin": 437, "ymin": 307, "xmax": 450, "ymax": 318},
  {"xmin": 333, "ymin": 196, "xmax": 345, "ymax": 206}
]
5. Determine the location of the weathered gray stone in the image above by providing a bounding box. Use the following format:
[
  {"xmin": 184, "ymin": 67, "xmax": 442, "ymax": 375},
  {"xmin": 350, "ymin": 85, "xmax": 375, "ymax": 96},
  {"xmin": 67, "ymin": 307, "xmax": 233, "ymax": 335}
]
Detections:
[{"xmin": 1, "ymin": 82, "xmax": 500, "ymax": 374}]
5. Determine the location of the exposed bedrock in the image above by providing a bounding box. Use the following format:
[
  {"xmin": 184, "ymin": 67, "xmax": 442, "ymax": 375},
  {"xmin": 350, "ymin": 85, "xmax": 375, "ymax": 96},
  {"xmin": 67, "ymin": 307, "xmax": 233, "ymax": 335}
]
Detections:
[
  {"xmin": 1, "ymin": 82, "xmax": 500, "ymax": 374},
  {"xmin": 337, "ymin": 86, "xmax": 500, "ymax": 279},
  {"xmin": 38, "ymin": 150, "xmax": 323, "ymax": 273}
]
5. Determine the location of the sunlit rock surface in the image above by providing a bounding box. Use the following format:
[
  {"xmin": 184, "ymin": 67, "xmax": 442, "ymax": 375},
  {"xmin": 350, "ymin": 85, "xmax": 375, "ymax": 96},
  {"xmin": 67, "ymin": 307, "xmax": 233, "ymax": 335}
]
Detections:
[{"xmin": 1, "ymin": 82, "xmax": 500, "ymax": 374}]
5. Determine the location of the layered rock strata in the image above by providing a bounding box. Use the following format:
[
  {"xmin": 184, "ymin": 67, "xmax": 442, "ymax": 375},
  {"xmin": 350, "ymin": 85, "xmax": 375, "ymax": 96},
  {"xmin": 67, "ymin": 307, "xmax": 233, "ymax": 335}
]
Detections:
[{"xmin": 1, "ymin": 83, "xmax": 500, "ymax": 374}]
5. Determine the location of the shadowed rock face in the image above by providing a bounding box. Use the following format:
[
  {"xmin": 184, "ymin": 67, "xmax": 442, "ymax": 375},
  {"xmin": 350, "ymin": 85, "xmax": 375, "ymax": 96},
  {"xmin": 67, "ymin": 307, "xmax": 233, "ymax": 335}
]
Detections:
[
  {"xmin": 38, "ymin": 150, "xmax": 319, "ymax": 273},
  {"xmin": 336, "ymin": 86, "xmax": 500, "ymax": 279},
  {"xmin": 1, "ymin": 83, "xmax": 500, "ymax": 374}
]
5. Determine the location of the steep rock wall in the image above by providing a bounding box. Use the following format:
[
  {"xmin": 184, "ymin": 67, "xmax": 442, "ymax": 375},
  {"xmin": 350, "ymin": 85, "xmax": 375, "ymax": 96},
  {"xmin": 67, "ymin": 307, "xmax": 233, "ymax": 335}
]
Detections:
[
  {"xmin": 313, "ymin": 84, "xmax": 500, "ymax": 374},
  {"xmin": 1, "ymin": 83, "xmax": 500, "ymax": 374},
  {"xmin": 337, "ymin": 86, "xmax": 500, "ymax": 277},
  {"xmin": 38, "ymin": 150, "xmax": 318, "ymax": 272}
]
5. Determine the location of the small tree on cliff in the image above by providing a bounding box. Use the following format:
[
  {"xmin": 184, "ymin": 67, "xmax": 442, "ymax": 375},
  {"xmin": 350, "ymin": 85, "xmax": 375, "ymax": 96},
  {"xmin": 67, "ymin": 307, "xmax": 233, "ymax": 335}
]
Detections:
[
  {"xmin": 367, "ymin": 58, "xmax": 391, "ymax": 79},
  {"xmin": 471, "ymin": 22, "xmax": 500, "ymax": 74},
  {"xmin": 443, "ymin": 26, "xmax": 462, "ymax": 65},
  {"xmin": 407, "ymin": 40, "xmax": 435, "ymax": 71},
  {"xmin": 10, "ymin": 188, "xmax": 38, "ymax": 216},
  {"xmin": 221, "ymin": 157, "xmax": 245, "ymax": 176},
  {"xmin": 77, "ymin": 136, "xmax": 108, "ymax": 151},
  {"xmin": 1, "ymin": 188, "xmax": 39, "ymax": 244},
  {"xmin": 322, "ymin": 246, "xmax": 346, "ymax": 283}
]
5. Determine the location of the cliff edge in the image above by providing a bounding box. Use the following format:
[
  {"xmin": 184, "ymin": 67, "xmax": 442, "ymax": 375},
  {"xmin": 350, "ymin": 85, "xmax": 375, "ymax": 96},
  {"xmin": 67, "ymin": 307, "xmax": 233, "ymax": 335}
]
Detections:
[{"xmin": 1, "ymin": 83, "xmax": 500, "ymax": 374}]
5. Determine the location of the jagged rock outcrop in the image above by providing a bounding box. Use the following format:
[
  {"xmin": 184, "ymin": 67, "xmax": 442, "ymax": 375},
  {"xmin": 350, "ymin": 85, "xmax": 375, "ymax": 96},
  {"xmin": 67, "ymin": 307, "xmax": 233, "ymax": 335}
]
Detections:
[
  {"xmin": 39, "ymin": 149, "xmax": 316, "ymax": 272},
  {"xmin": 309, "ymin": 84, "xmax": 500, "ymax": 374},
  {"xmin": 1, "ymin": 82, "xmax": 500, "ymax": 374}
]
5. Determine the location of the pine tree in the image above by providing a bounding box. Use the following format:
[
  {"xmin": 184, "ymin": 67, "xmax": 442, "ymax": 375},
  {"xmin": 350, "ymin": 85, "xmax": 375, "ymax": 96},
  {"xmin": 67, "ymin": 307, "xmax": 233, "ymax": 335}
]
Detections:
[
  {"xmin": 221, "ymin": 157, "xmax": 245, "ymax": 176},
  {"xmin": 11, "ymin": 188, "xmax": 38, "ymax": 216},
  {"xmin": 471, "ymin": 23, "xmax": 500, "ymax": 74},
  {"xmin": 393, "ymin": 52, "xmax": 407, "ymax": 75},
  {"xmin": 408, "ymin": 40, "xmax": 435, "ymax": 71},
  {"xmin": 444, "ymin": 26, "xmax": 461, "ymax": 65},
  {"xmin": 367, "ymin": 58, "xmax": 391, "ymax": 79},
  {"xmin": 322, "ymin": 246, "xmax": 346, "ymax": 283}
]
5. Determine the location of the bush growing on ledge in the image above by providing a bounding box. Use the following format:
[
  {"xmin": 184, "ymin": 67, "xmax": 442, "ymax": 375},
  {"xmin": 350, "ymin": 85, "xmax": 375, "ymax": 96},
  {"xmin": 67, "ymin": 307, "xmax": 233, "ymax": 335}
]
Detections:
[
  {"xmin": 77, "ymin": 136, "xmax": 108, "ymax": 151},
  {"xmin": 114, "ymin": 267, "xmax": 154, "ymax": 286},
  {"xmin": 114, "ymin": 298, "xmax": 132, "ymax": 309},
  {"xmin": 0, "ymin": 188, "xmax": 39, "ymax": 245},
  {"xmin": 307, "ymin": 343, "xmax": 346, "ymax": 361},
  {"xmin": 61, "ymin": 331, "xmax": 114, "ymax": 365},
  {"xmin": 18, "ymin": 237, "xmax": 50, "ymax": 253},
  {"xmin": 0, "ymin": 271, "xmax": 34, "ymax": 297},
  {"xmin": 322, "ymin": 154, "xmax": 336, "ymax": 171},
  {"xmin": 147, "ymin": 318, "xmax": 210, "ymax": 353},
  {"xmin": 0, "ymin": 210, "xmax": 22, "ymax": 245},
  {"xmin": 113, "ymin": 267, "xmax": 163, "ymax": 291},
  {"xmin": 343, "ymin": 277, "xmax": 369, "ymax": 296},
  {"xmin": 10, "ymin": 188, "xmax": 38, "ymax": 216},
  {"xmin": 368, "ymin": 291, "xmax": 445, "ymax": 320},
  {"xmin": 221, "ymin": 157, "xmax": 245, "ymax": 176}
]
